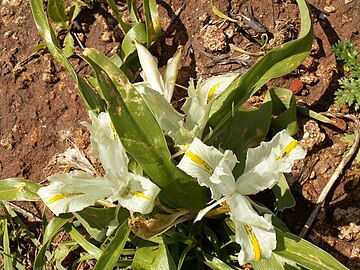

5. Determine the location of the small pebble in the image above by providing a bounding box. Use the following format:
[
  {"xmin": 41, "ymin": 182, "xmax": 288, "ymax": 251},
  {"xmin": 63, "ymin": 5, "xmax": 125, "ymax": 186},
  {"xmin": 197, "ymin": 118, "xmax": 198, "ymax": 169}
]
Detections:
[
  {"xmin": 289, "ymin": 79, "xmax": 304, "ymax": 94},
  {"xmin": 202, "ymin": 25, "xmax": 227, "ymax": 53},
  {"xmin": 324, "ymin": 6, "xmax": 337, "ymax": 13},
  {"xmin": 101, "ymin": 31, "xmax": 112, "ymax": 42}
]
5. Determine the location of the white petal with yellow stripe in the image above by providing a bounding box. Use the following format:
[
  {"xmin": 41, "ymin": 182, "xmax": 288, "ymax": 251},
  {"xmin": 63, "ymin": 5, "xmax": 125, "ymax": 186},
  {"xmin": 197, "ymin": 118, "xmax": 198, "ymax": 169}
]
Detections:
[
  {"xmin": 37, "ymin": 171, "xmax": 112, "ymax": 216},
  {"xmin": 177, "ymin": 130, "xmax": 306, "ymax": 264},
  {"xmin": 178, "ymin": 137, "xmax": 237, "ymax": 200},
  {"xmin": 181, "ymin": 74, "xmax": 239, "ymax": 138},
  {"xmin": 38, "ymin": 111, "xmax": 161, "ymax": 216},
  {"xmin": 236, "ymin": 130, "xmax": 306, "ymax": 195},
  {"xmin": 227, "ymin": 193, "xmax": 276, "ymax": 264}
]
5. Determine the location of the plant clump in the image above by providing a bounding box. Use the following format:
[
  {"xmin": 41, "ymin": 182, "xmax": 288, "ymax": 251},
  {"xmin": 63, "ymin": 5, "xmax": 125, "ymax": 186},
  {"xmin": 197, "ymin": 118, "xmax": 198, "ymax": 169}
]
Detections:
[{"xmin": 332, "ymin": 40, "xmax": 360, "ymax": 110}]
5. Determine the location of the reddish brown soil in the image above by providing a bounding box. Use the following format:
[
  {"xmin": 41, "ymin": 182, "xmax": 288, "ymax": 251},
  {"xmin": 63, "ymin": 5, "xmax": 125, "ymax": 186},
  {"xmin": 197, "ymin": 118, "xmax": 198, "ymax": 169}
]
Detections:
[{"xmin": 0, "ymin": 0, "xmax": 359, "ymax": 268}]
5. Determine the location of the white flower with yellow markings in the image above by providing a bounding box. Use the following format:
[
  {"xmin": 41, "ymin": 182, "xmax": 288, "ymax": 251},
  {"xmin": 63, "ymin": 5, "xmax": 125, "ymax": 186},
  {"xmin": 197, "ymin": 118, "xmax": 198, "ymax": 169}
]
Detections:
[
  {"xmin": 177, "ymin": 130, "xmax": 306, "ymax": 264},
  {"xmin": 37, "ymin": 111, "xmax": 160, "ymax": 216},
  {"xmin": 181, "ymin": 74, "xmax": 239, "ymax": 139},
  {"xmin": 134, "ymin": 41, "xmax": 239, "ymax": 146}
]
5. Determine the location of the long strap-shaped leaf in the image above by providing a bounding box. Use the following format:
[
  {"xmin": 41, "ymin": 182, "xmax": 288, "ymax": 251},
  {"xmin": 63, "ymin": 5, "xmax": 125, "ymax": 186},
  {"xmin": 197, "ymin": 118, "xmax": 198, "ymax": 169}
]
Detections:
[
  {"xmin": 33, "ymin": 214, "xmax": 72, "ymax": 270},
  {"xmin": 0, "ymin": 178, "xmax": 40, "ymax": 201},
  {"xmin": 2, "ymin": 219, "xmax": 13, "ymax": 270},
  {"xmin": 81, "ymin": 49, "xmax": 210, "ymax": 209},
  {"xmin": 270, "ymin": 229, "xmax": 349, "ymax": 270},
  {"xmin": 205, "ymin": 0, "xmax": 313, "ymax": 144},
  {"xmin": 93, "ymin": 220, "xmax": 130, "ymax": 270},
  {"xmin": 132, "ymin": 238, "xmax": 177, "ymax": 270},
  {"xmin": 29, "ymin": 0, "xmax": 105, "ymax": 113},
  {"xmin": 106, "ymin": 0, "xmax": 131, "ymax": 33},
  {"xmin": 64, "ymin": 224, "xmax": 103, "ymax": 259}
]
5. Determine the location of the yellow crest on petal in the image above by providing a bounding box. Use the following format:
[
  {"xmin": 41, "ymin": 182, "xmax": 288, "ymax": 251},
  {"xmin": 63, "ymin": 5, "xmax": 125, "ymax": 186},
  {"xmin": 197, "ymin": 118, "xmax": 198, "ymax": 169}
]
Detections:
[
  {"xmin": 46, "ymin": 193, "xmax": 85, "ymax": 204},
  {"xmin": 276, "ymin": 140, "xmax": 298, "ymax": 160},
  {"xmin": 185, "ymin": 151, "xmax": 214, "ymax": 175},
  {"xmin": 244, "ymin": 224, "xmax": 261, "ymax": 261},
  {"xmin": 207, "ymin": 83, "xmax": 221, "ymax": 103},
  {"xmin": 131, "ymin": 191, "xmax": 152, "ymax": 201}
]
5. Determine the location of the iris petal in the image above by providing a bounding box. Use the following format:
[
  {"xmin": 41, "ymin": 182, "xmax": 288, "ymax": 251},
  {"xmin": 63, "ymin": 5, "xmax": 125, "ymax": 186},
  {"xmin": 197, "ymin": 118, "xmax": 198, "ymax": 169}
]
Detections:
[
  {"xmin": 82, "ymin": 111, "xmax": 129, "ymax": 176},
  {"xmin": 227, "ymin": 194, "xmax": 276, "ymax": 264},
  {"xmin": 236, "ymin": 130, "xmax": 306, "ymax": 195},
  {"xmin": 178, "ymin": 138, "xmax": 237, "ymax": 199},
  {"xmin": 37, "ymin": 171, "xmax": 112, "ymax": 216},
  {"xmin": 113, "ymin": 174, "xmax": 161, "ymax": 214}
]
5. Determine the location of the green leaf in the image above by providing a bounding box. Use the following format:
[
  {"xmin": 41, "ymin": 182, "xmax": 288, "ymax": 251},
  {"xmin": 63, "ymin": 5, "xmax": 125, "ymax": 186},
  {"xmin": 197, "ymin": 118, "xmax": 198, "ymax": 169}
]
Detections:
[
  {"xmin": 68, "ymin": 2, "xmax": 82, "ymax": 22},
  {"xmin": 74, "ymin": 206, "xmax": 128, "ymax": 242},
  {"xmin": 126, "ymin": 0, "xmax": 140, "ymax": 23},
  {"xmin": 205, "ymin": 0, "xmax": 313, "ymax": 144},
  {"xmin": 0, "ymin": 178, "xmax": 40, "ymax": 201},
  {"xmin": 1, "ymin": 219, "xmax": 13, "ymax": 270},
  {"xmin": 94, "ymin": 220, "xmax": 131, "ymax": 270},
  {"xmin": 132, "ymin": 239, "xmax": 177, "ymax": 270},
  {"xmin": 143, "ymin": 0, "xmax": 153, "ymax": 47},
  {"xmin": 202, "ymin": 224, "xmax": 220, "ymax": 253},
  {"xmin": 252, "ymin": 252, "xmax": 304, "ymax": 270},
  {"xmin": 340, "ymin": 133, "xmax": 360, "ymax": 162},
  {"xmin": 274, "ymin": 229, "xmax": 349, "ymax": 270},
  {"xmin": 197, "ymin": 251, "xmax": 234, "ymax": 270},
  {"xmin": 63, "ymin": 32, "xmax": 75, "ymax": 57},
  {"xmin": 30, "ymin": 0, "xmax": 106, "ymax": 113},
  {"xmin": 81, "ymin": 48, "xmax": 209, "ymax": 209},
  {"xmin": 149, "ymin": 0, "xmax": 161, "ymax": 38},
  {"xmin": 122, "ymin": 22, "xmax": 148, "ymax": 61},
  {"xmin": 164, "ymin": 230, "xmax": 193, "ymax": 245},
  {"xmin": 143, "ymin": 0, "xmax": 161, "ymax": 46},
  {"xmin": 266, "ymin": 87, "xmax": 298, "ymax": 136},
  {"xmin": 214, "ymin": 98, "xmax": 272, "ymax": 178},
  {"xmin": 178, "ymin": 243, "xmax": 196, "ymax": 269},
  {"xmin": 106, "ymin": 0, "xmax": 131, "ymax": 33},
  {"xmin": 54, "ymin": 241, "xmax": 78, "ymax": 263},
  {"xmin": 34, "ymin": 214, "xmax": 72, "ymax": 270},
  {"xmin": 272, "ymin": 173, "xmax": 296, "ymax": 211},
  {"xmin": 297, "ymin": 106, "xmax": 332, "ymax": 124},
  {"xmin": 47, "ymin": 0, "xmax": 69, "ymax": 29},
  {"xmin": 64, "ymin": 223, "xmax": 102, "ymax": 259}
]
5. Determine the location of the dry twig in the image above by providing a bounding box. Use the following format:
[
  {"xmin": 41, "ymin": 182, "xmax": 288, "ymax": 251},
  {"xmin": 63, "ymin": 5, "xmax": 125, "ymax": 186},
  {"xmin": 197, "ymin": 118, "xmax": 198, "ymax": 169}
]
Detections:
[
  {"xmin": 3, "ymin": 201, "xmax": 42, "ymax": 222},
  {"xmin": 300, "ymin": 113, "xmax": 360, "ymax": 238}
]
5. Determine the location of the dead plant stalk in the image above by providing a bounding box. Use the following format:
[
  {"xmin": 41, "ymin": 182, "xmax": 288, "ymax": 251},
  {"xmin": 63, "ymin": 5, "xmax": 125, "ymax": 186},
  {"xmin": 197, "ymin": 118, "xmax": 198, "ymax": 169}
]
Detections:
[{"xmin": 300, "ymin": 113, "xmax": 360, "ymax": 238}]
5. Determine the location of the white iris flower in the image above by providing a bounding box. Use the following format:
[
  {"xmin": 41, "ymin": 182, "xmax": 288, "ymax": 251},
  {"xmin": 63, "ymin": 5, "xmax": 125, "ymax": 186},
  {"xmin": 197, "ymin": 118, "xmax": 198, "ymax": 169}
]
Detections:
[
  {"xmin": 177, "ymin": 130, "xmax": 306, "ymax": 264},
  {"xmin": 134, "ymin": 41, "xmax": 239, "ymax": 146},
  {"xmin": 37, "ymin": 111, "xmax": 160, "ymax": 216}
]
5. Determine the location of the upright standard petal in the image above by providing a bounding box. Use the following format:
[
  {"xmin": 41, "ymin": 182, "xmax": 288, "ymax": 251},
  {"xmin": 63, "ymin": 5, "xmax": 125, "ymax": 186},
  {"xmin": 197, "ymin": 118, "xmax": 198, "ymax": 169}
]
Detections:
[
  {"xmin": 181, "ymin": 74, "xmax": 239, "ymax": 138},
  {"xmin": 82, "ymin": 111, "xmax": 129, "ymax": 176},
  {"xmin": 227, "ymin": 194, "xmax": 276, "ymax": 265},
  {"xmin": 135, "ymin": 41, "xmax": 164, "ymax": 95},
  {"xmin": 209, "ymin": 150, "xmax": 237, "ymax": 197},
  {"xmin": 37, "ymin": 171, "xmax": 112, "ymax": 216},
  {"xmin": 161, "ymin": 45, "xmax": 183, "ymax": 102}
]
